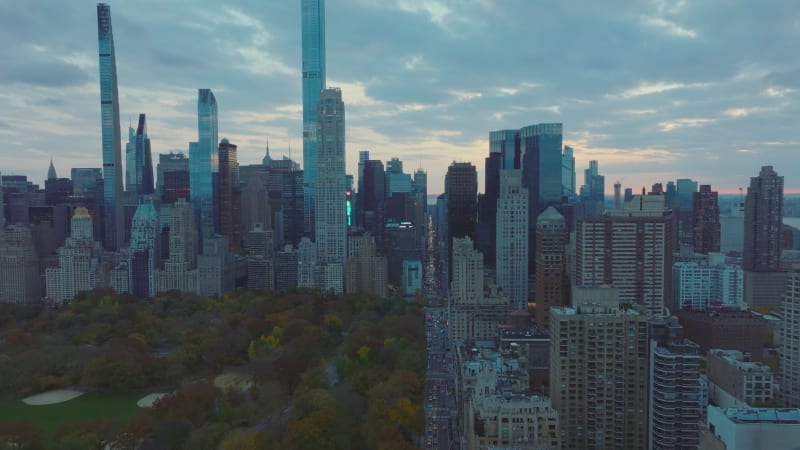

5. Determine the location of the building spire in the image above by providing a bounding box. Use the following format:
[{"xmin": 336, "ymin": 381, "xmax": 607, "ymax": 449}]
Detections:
[
  {"xmin": 48, "ymin": 155, "xmax": 57, "ymax": 180},
  {"xmin": 262, "ymin": 138, "xmax": 272, "ymax": 167}
]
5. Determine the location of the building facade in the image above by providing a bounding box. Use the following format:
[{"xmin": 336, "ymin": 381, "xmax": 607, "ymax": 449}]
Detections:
[
  {"xmin": 190, "ymin": 89, "xmax": 219, "ymax": 242},
  {"xmin": 535, "ymin": 206, "xmax": 567, "ymax": 328},
  {"xmin": 302, "ymin": 0, "xmax": 326, "ymax": 237},
  {"xmin": 496, "ymin": 169, "xmax": 529, "ymax": 309},
  {"xmin": 744, "ymin": 166, "xmax": 783, "ymax": 272}
]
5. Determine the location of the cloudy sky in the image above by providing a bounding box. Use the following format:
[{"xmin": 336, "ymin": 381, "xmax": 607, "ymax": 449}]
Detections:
[{"xmin": 1, "ymin": 0, "xmax": 799, "ymax": 196}]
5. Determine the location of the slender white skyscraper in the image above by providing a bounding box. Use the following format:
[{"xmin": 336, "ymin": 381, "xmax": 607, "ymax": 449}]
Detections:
[
  {"xmin": 97, "ymin": 3, "xmax": 124, "ymax": 250},
  {"xmin": 495, "ymin": 169, "xmax": 529, "ymax": 309},
  {"xmin": 315, "ymin": 88, "xmax": 346, "ymax": 293},
  {"xmin": 302, "ymin": 0, "xmax": 326, "ymax": 238}
]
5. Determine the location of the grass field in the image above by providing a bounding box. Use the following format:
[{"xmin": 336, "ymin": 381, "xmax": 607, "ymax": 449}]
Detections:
[{"xmin": 0, "ymin": 393, "xmax": 141, "ymax": 446}]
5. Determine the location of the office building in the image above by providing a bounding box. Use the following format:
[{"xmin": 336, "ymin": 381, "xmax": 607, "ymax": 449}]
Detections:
[
  {"xmin": 550, "ymin": 287, "xmax": 648, "ymax": 450},
  {"xmin": 445, "ymin": 161, "xmax": 477, "ymax": 281},
  {"xmin": 345, "ymin": 232, "xmax": 387, "ymax": 298},
  {"xmin": 247, "ymin": 224, "xmax": 274, "ymax": 292},
  {"xmin": 562, "ymin": 145, "xmax": 575, "ymax": 197},
  {"xmin": 781, "ymin": 272, "xmax": 800, "ymax": 407},
  {"xmin": 495, "ymin": 169, "xmax": 529, "ymax": 309},
  {"xmin": 744, "ymin": 166, "xmax": 783, "ymax": 272},
  {"xmin": 478, "ymin": 151, "xmax": 502, "ymax": 265},
  {"xmin": 218, "ymin": 139, "xmax": 241, "ymax": 252},
  {"xmin": 535, "ymin": 206, "xmax": 567, "ymax": 328},
  {"xmin": 360, "ymin": 159, "xmax": 386, "ymax": 241},
  {"xmin": 191, "ymin": 89, "xmax": 219, "ymax": 241},
  {"xmin": 580, "ymin": 160, "xmax": 604, "ymax": 217},
  {"xmin": 302, "ymin": 0, "xmax": 326, "ymax": 237},
  {"xmin": 649, "ymin": 318, "xmax": 702, "ymax": 450},
  {"xmin": 693, "ymin": 184, "xmax": 721, "ymax": 254},
  {"xmin": 71, "ymin": 168, "xmax": 103, "ymax": 198},
  {"xmin": 0, "ymin": 225, "xmax": 40, "ymax": 303},
  {"xmin": 297, "ymin": 237, "xmax": 317, "ymax": 289},
  {"xmin": 708, "ymin": 349, "xmax": 775, "ymax": 408},
  {"xmin": 97, "ymin": 3, "xmax": 124, "ymax": 250},
  {"xmin": 45, "ymin": 208, "xmax": 98, "ymax": 303},
  {"xmin": 129, "ymin": 202, "xmax": 159, "ymax": 298},
  {"xmin": 677, "ymin": 309, "xmax": 766, "ymax": 360},
  {"xmin": 154, "ymin": 198, "xmax": 198, "ymax": 293},
  {"xmin": 489, "ymin": 129, "xmax": 520, "ymax": 171},
  {"xmin": 197, "ymin": 235, "xmax": 232, "ymax": 297},
  {"xmin": 315, "ymin": 88, "xmax": 346, "ymax": 293},
  {"xmin": 125, "ymin": 114, "xmax": 154, "ymax": 197},
  {"xmin": 576, "ymin": 195, "xmax": 673, "ymax": 316},
  {"xmin": 275, "ymin": 244, "xmax": 299, "ymax": 292}
]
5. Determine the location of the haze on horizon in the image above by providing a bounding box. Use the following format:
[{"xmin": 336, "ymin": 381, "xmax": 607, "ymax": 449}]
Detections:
[{"xmin": 0, "ymin": 0, "xmax": 798, "ymax": 195}]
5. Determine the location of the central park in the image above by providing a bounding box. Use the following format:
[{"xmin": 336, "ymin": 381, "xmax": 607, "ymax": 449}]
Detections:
[{"xmin": 0, "ymin": 289, "xmax": 427, "ymax": 449}]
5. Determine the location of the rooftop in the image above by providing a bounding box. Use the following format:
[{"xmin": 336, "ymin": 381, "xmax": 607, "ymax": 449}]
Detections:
[{"xmin": 721, "ymin": 408, "xmax": 800, "ymax": 425}]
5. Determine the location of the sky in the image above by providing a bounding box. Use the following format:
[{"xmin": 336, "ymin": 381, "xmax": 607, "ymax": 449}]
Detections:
[{"xmin": 1, "ymin": 0, "xmax": 799, "ymax": 197}]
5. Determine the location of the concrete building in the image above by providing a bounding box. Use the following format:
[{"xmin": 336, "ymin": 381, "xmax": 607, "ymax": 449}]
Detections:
[
  {"xmin": 744, "ymin": 166, "xmax": 783, "ymax": 272},
  {"xmin": 535, "ymin": 206, "xmax": 567, "ymax": 328},
  {"xmin": 45, "ymin": 208, "xmax": 98, "ymax": 303},
  {"xmin": 218, "ymin": 139, "xmax": 241, "ymax": 252},
  {"xmin": 576, "ymin": 195, "xmax": 673, "ymax": 316},
  {"xmin": 673, "ymin": 253, "xmax": 744, "ymax": 311},
  {"xmin": 449, "ymin": 237, "xmax": 512, "ymax": 344},
  {"xmin": 460, "ymin": 345, "xmax": 559, "ymax": 450},
  {"xmin": 677, "ymin": 309, "xmax": 767, "ymax": 360},
  {"xmin": 648, "ymin": 318, "xmax": 702, "ymax": 450},
  {"xmin": 0, "ymin": 225, "xmax": 41, "ymax": 303},
  {"xmin": 693, "ymin": 184, "xmax": 721, "ymax": 254},
  {"xmin": 708, "ymin": 349, "xmax": 776, "ymax": 408},
  {"xmin": 297, "ymin": 237, "xmax": 317, "ymax": 289},
  {"xmin": 246, "ymin": 224, "xmax": 274, "ymax": 292},
  {"xmin": 496, "ymin": 169, "xmax": 529, "ymax": 309},
  {"xmin": 154, "ymin": 199, "xmax": 198, "ymax": 294},
  {"xmin": 550, "ymin": 287, "xmax": 649, "ymax": 450},
  {"xmin": 345, "ymin": 233, "xmax": 387, "ymax": 298},
  {"xmin": 400, "ymin": 259, "xmax": 423, "ymax": 297},
  {"xmin": 128, "ymin": 202, "xmax": 159, "ymax": 298},
  {"xmin": 275, "ymin": 244, "xmax": 298, "ymax": 292},
  {"xmin": 706, "ymin": 407, "xmax": 800, "ymax": 450},
  {"xmin": 781, "ymin": 271, "xmax": 800, "ymax": 407},
  {"xmin": 197, "ymin": 235, "xmax": 233, "ymax": 297}
]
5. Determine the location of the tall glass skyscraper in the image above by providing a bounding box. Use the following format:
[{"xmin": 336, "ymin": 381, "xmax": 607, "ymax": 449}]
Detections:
[
  {"xmin": 191, "ymin": 89, "xmax": 219, "ymax": 242},
  {"xmin": 315, "ymin": 88, "xmax": 345, "ymax": 293},
  {"xmin": 302, "ymin": 0, "xmax": 326, "ymax": 238},
  {"xmin": 97, "ymin": 3, "xmax": 124, "ymax": 250},
  {"xmin": 126, "ymin": 114, "xmax": 154, "ymax": 197}
]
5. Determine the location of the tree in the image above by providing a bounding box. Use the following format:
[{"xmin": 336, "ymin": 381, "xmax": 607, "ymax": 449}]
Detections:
[{"xmin": 0, "ymin": 421, "xmax": 44, "ymax": 450}]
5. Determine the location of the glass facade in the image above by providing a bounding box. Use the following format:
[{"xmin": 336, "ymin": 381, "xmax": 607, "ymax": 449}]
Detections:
[
  {"xmin": 97, "ymin": 3, "xmax": 124, "ymax": 250},
  {"xmin": 191, "ymin": 89, "xmax": 219, "ymax": 242},
  {"xmin": 302, "ymin": 0, "xmax": 326, "ymax": 237}
]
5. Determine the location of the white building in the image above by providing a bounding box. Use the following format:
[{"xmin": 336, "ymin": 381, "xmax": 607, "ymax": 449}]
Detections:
[
  {"xmin": 495, "ymin": 169, "xmax": 529, "ymax": 309},
  {"xmin": 153, "ymin": 198, "xmax": 198, "ymax": 294},
  {"xmin": 45, "ymin": 208, "xmax": 99, "ymax": 303},
  {"xmin": 708, "ymin": 349, "xmax": 776, "ymax": 408},
  {"xmin": 673, "ymin": 253, "xmax": 744, "ymax": 311},
  {"xmin": 781, "ymin": 272, "xmax": 800, "ymax": 407},
  {"xmin": 706, "ymin": 407, "xmax": 800, "ymax": 450}
]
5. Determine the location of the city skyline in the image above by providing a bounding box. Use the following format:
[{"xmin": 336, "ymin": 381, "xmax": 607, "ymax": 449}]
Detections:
[{"xmin": 1, "ymin": 1, "xmax": 799, "ymax": 195}]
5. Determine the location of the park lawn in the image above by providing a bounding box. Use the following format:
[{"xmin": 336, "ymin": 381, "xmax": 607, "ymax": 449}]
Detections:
[{"xmin": 0, "ymin": 393, "xmax": 141, "ymax": 447}]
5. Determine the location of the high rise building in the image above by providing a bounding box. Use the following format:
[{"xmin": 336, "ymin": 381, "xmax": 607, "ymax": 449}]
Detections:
[
  {"xmin": 345, "ymin": 232, "xmax": 387, "ymax": 298},
  {"xmin": 692, "ymin": 185, "xmax": 720, "ymax": 254},
  {"xmin": 297, "ymin": 237, "xmax": 317, "ymax": 288},
  {"xmin": 198, "ymin": 235, "xmax": 232, "ymax": 297},
  {"xmin": 673, "ymin": 254, "xmax": 744, "ymax": 311},
  {"xmin": 781, "ymin": 272, "xmax": 800, "ymax": 407},
  {"xmin": 580, "ymin": 160, "xmax": 605, "ymax": 217},
  {"xmin": 649, "ymin": 318, "xmax": 702, "ymax": 450},
  {"xmin": 275, "ymin": 244, "xmax": 299, "ymax": 292},
  {"xmin": 315, "ymin": 88, "xmax": 346, "ymax": 293},
  {"xmin": 45, "ymin": 208, "xmax": 98, "ymax": 303},
  {"xmin": 478, "ymin": 151, "xmax": 502, "ymax": 265},
  {"xmin": 360, "ymin": 159, "xmax": 386, "ymax": 241},
  {"xmin": 125, "ymin": 114, "xmax": 155, "ymax": 197},
  {"xmin": 550, "ymin": 287, "xmax": 648, "ymax": 450},
  {"xmin": 576, "ymin": 195, "xmax": 673, "ymax": 316},
  {"xmin": 97, "ymin": 3, "xmax": 124, "ymax": 251},
  {"xmin": 247, "ymin": 223, "xmax": 275, "ymax": 292},
  {"xmin": 562, "ymin": 145, "xmax": 576, "ymax": 197},
  {"xmin": 495, "ymin": 169, "xmax": 528, "ymax": 309},
  {"xmin": 129, "ymin": 202, "xmax": 159, "ymax": 298},
  {"xmin": 71, "ymin": 168, "xmax": 103, "ymax": 198},
  {"xmin": 744, "ymin": 166, "xmax": 784, "ymax": 272},
  {"xmin": 156, "ymin": 152, "xmax": 189, "ymax": 204},
  {"xmin": 154, "ymin": 198, "xmax": 198, "ymax": 293},
  {"xmin": 302, "ymin": 0, "xmax": 326, "ymax": 238},
  {"xmin": 218, "ymin": 139, "xmax": 241, "ymax": 252},
  {"xmin": 521, "ymin": 123, "xmax": 563, "ymax": 270},
  {"xmin": 0, "ymin": 225, "xmax": 40, "ymax": 303},
  {"xmin": 535, "ymin": 206, "xmax": 567, "ymax": 328},
  {"xmin": 489, "ymin": 129, "xmax": 520, "ymax": 170},
  {"xmin": 445, "ymin": 161, "xmax": 477, "ymax": 281},
  {"xmin": 191, "ymin": 89, "xmax": 219, "ymax": 242}
]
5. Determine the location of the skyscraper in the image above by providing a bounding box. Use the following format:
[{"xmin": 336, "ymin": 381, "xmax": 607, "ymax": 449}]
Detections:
[
  {"xmin": 780, "ymin": 272, "xmax": 800, "ymax": 407},
  {"xmin": 744, "ymin": 165, "xmax": 783, "ymax": 272},
  {"xmin": 315, "ymin": 88, "xmax": 346, "ymax": 293},
  {"xmin": 445, "ymin": 161, "xmax": 477, "ymax": 281},
  {"xmin": 535, "ymin": 206, "xmax": 567, "ymax": 327},
  {"xmin": 191, "ymin": 89, "xmax": 219, "ymax": 241},
  {"xmin": 218, "ymin": 139, "xmax": 241, "ymax": 252},
  {"xmin": 302, "ymin": 0, "xmax": 326, "ymax": 238},
  {"xmin": 562, "ymin": 145, "xmax": 576, "ymax": 197},
  {"xmin": 692, "ymin": 184, "xmax": 721, "ymax": 254},
  {"xmin": 126, "ymin": 114, "xmax": 155, "ymax": 197},
  {"xmin": 45, "ymin": 208, "xmax": 98, "ymax": 303},
  {"xmin": 129, "ymin": 202, "xmax": 159, "ymax": 298},
  {"xmin": 550, "ymin": 287, "xmax": 649, "ymax": 450},
  {"xmin": 580, "ymin": 159, "xmax": 605, "ymax": 217},
  {"xmin": 495, "ymin": 169, "xmax": 528, "ymax": 309},
  {"xmin": 97, "ymin": 3, "xmax": 124, "ymax": 250}
]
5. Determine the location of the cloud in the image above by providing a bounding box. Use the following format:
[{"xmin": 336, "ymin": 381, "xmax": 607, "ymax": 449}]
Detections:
[
  {"xmin": 611, "ymin": 81, "xmax": 708, "ymax": 99},
  {"xmin": 640, "ymin": 16, "xmax": 697, "ymax": 38},
  {"xmin": 0, "ymin": 61, "xmax": 91, "ymax": 87},
  {"xmin": 658, "ymin": 118, "xmax": 715, "ymax": 131}
]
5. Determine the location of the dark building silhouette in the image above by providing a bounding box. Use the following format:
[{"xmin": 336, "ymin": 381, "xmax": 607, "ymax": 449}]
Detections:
[
  {"xmin": 218, "ymin": 139, "xmax": 241, "ymax": 252},
  {"xmin": 744, "ymin": 166, "xmax": 783, "ymax": 271},
  {"xmin": 445, "ymin": 161, "xmax": 477, "ymax": 281},
  {"xmin": 692, "ymin": 184, "xmax": 721, "ymax": 254},
  {"xmin": 478, "ymin": 152, "xmax": 502, "ymax": 266},
  {"xmin": 360, "ymin": 159, "xmax": 386, "ymax": 242}
]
